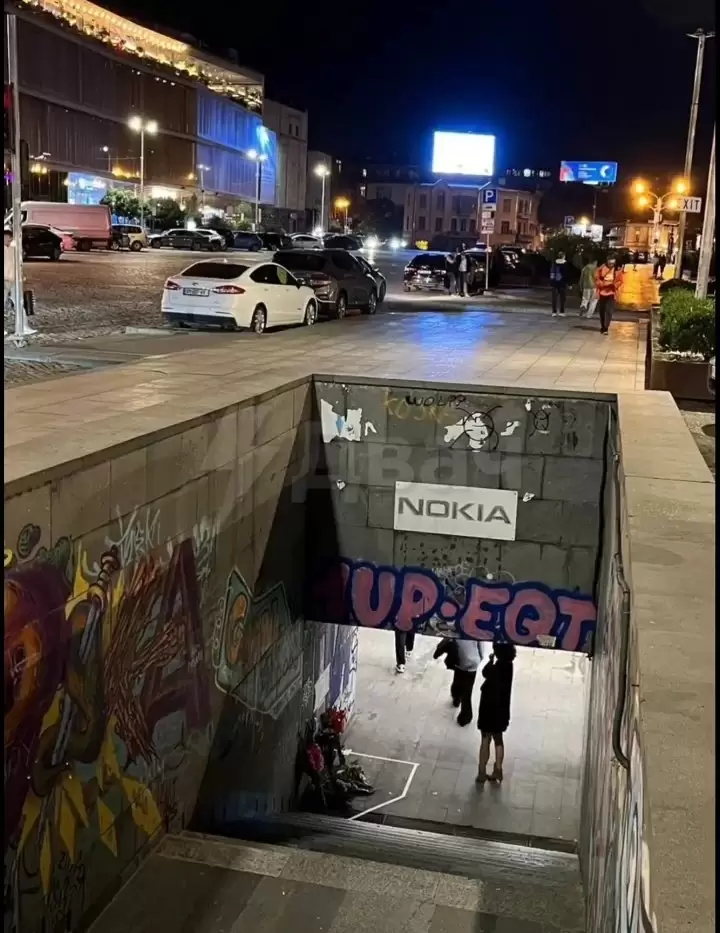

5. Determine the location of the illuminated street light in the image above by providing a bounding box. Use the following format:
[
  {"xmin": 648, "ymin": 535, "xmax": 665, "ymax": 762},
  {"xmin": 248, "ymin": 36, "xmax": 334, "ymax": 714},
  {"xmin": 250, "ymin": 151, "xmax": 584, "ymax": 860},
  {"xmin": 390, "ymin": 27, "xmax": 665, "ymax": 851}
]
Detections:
[
  {"xmin": 335, "ymin": 196, "xmax": 350, "ymax": 232},
  {"xmin": 197, "ymin": 162, "xmax": 210, "ymax": 208},
  {"xmin": 314, "ymin": 163, "xmax": 330, "ymax": 233},
  {"xmin": 128, "ymin": 116, "xmax": 159, "ymax": 228},
  {"xmin": 578, "ymin": 216, "xmax": 590, "ymax": 226},
  {"xmin": 631, "ymin": 178, "xmax": 692, "ymax": 256},
  {"xmin": 246, "ymin": 149, "xmax": 268, "ymax": 231}
]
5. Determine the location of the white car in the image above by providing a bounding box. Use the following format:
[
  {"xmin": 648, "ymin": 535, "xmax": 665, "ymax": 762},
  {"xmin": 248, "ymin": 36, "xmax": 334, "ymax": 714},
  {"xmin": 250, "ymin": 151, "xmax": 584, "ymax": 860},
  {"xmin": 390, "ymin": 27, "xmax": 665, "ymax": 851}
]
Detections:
[
  {"xmin": 289, "ymin": 233, "xmax": 323, "ymax": 249},
  {"xmin": 161, "ymin": 260, "xmax": 318, "ymax": 333}
]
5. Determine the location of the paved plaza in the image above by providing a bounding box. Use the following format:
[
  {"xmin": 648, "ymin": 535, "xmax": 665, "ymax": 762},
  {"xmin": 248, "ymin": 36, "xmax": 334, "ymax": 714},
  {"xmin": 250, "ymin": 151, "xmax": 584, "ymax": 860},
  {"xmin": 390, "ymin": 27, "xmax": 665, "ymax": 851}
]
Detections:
[{"xmin": 345, "ymin": 629, "xmax": 588, "ymax": 844}]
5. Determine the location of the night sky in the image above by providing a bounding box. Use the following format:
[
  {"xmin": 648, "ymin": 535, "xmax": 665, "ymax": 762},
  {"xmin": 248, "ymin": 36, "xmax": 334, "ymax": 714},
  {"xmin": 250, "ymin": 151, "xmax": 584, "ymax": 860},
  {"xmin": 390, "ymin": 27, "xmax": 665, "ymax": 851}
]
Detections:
[{"xmin": 112, "ymin": 0, "xmax": 716, "ymax": 182}]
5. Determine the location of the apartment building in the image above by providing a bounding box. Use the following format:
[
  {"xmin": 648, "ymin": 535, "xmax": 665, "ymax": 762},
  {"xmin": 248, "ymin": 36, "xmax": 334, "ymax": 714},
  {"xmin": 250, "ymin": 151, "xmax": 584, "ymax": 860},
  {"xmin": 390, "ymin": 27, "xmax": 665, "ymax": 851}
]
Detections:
[
  {"xmin": 403, "ymin": 180, "xmax": 542, "ymax": 248},
  {"xmin": 263, "ymin": 99, "xmax": 308, "ymax": 231}
]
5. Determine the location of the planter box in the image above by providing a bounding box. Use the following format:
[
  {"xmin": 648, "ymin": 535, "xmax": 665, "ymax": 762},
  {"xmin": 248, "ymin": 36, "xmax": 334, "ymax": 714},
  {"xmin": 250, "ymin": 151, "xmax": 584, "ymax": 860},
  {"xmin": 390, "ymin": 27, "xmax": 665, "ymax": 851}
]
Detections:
[{"xmin": 647, "ymin": 307, "xmax": 713, "ymax": 402}]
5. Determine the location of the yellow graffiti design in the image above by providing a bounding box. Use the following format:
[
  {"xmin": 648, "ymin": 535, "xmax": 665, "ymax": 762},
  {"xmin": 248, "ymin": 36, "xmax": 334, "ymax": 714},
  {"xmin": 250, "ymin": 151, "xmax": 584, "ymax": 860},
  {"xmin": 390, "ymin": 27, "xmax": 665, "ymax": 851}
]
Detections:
[
  {"xmin": 4, "ymin": 546, "xmax": 14, "ymax": 568},
  {"xmin": 62, "ymin": 773, "xmax": 89, "ymax": 828},
  {"xmin": 97, "ymin": 798, "xmax": 118, "ymax": 857},
  {"xmin": 101, "ymin": 722, "xmax": 122, "ymax": 783},
  {"xmin": 19, "ymin": 793, "xmax": 41, "ymax": 851},
  {"xmin": 58, "ymin": 792, "xmax": 77, "ymax": 862},
  {"xmin": 41, "ymin": 692, "xmax": 61, "ymax": 731},
  {"xmin": 40, "ymin": 827, "xmax": 52, "ymax": 897},
  {"xmin": 121, "ymin": 777, "xmax": 162, "ymax": 839}
]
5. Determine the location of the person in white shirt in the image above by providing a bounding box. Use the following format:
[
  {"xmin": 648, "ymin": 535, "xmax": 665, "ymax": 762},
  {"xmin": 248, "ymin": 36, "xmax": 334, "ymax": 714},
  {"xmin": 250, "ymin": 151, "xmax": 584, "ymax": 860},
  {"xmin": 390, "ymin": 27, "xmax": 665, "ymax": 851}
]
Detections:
[
  {"xmin": 435, "ymin": 637, "xmax": 483, "ymax": 726},
  {"xmin": 456, "ymin": 248, "xmax": 468, "ymax": 297},
  {"xmin": 4, "ymin": 228, "xmax": 16, "ymax": 311}
]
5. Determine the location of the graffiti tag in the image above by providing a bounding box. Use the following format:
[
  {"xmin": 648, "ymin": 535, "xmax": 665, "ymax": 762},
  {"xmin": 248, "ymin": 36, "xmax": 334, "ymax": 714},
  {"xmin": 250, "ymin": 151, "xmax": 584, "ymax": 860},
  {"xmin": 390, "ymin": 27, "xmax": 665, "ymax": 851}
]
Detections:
[
  {"xmin": 106, "ymin": 506, "xmax": 160, "ymax": 569},
  {"xmin": 310, "ymin": 559, "xmax": 596, "ymax": 652},
  {"xmin": 384, "ymin": 392, "xmax": 467, "ymax": 424}
]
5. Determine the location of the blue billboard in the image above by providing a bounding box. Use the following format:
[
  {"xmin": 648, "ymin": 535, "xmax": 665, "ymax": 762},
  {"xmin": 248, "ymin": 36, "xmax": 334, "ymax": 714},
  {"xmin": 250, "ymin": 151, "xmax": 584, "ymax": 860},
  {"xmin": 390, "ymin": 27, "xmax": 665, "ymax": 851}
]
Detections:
[{"xmin": 559, "ymin": 161, "xmax": 618, "ymax": 184}]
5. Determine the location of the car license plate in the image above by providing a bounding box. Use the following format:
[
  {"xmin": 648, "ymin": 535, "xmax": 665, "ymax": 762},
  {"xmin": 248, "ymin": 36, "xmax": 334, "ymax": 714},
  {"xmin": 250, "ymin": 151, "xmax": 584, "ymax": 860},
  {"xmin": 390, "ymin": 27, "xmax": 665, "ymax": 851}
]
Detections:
[{"xmin": 183, "ymin": 287, "xmax": 209, "ymax": 296}]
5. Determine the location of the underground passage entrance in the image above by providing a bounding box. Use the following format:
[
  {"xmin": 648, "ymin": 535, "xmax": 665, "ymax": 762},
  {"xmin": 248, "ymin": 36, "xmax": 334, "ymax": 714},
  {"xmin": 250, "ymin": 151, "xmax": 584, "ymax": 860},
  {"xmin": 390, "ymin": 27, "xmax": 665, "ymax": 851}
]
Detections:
[{"xmin": 8, "ymin": 374, "xmax": 635, "ymax": 933}]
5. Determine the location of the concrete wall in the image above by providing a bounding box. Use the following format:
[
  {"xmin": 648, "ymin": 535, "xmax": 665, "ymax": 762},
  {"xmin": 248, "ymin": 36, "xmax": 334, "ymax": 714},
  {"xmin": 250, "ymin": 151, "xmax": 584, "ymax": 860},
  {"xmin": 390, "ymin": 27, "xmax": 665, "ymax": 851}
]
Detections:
[
  {"xmin": 306, "ymin": 378, "xmax": 610, "ymax": 652},
  {"xmin": 580, "ymin": 413, "xmax": 656, "ymax": 932},
  {"xmin": 3, "ymin": 378, "xmax": 357, "ymax": 933}
]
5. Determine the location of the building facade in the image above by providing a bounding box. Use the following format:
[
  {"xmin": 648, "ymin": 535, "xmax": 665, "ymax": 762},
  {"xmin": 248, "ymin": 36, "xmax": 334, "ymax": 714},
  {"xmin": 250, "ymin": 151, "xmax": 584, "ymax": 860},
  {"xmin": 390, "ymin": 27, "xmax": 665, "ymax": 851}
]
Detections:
[
  {"xmin": 263, "ymin": 99, "xmax": 308, "ymax": 232},
  {"xmin": 4, "ymin": 0, "xmax": 286, "ymax": 221},
  {"xmin": 402, "ymin": 180, "xmax": 542, "ymax": 249}
]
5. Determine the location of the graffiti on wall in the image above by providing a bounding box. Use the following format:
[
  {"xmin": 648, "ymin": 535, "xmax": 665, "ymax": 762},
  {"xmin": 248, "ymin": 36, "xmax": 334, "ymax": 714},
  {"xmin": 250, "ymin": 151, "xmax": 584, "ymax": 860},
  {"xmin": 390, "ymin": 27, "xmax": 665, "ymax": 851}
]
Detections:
[
  {"xmin": 213, "ymin": 568, "xmax": 302, "ymax": 720},
  {"xmin": 4, "ymin": 515, "xmax": 211, "ymax": 933},
  {"xmin": 310, "ymin": 559, "xmax": 596, "ymax": 652}
]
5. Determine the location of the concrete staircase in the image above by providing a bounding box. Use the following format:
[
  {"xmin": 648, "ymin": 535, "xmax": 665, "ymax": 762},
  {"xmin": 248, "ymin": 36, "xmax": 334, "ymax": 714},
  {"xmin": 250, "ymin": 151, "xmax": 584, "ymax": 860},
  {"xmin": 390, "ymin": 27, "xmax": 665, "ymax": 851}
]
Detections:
[{"xmin": 90, "ymin": 819, "xmax": 586, "ymax": 932}]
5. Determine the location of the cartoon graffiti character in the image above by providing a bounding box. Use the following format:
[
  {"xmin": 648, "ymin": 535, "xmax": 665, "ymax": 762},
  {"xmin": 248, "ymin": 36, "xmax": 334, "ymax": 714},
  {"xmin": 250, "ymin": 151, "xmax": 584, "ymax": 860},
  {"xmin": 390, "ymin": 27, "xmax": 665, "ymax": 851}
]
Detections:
[{"xmin": 444, "ymin": 409, "xmax": 499, "ymax": 451}]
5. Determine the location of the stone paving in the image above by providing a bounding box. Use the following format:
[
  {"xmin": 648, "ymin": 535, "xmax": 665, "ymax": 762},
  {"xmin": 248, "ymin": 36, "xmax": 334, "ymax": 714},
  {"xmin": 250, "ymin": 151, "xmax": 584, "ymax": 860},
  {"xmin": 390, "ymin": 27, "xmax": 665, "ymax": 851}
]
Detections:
[{"xmin": 345, "ymin": 630, "xmax": 588, "ymax": 843}]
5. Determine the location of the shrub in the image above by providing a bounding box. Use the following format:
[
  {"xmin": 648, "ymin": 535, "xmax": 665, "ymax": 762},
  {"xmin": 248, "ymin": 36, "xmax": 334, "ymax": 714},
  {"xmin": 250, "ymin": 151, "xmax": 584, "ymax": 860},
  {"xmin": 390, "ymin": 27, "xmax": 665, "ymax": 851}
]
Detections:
[{"xmin": 658, "ymin": 289, "xmax": 716, "ymax": 360}]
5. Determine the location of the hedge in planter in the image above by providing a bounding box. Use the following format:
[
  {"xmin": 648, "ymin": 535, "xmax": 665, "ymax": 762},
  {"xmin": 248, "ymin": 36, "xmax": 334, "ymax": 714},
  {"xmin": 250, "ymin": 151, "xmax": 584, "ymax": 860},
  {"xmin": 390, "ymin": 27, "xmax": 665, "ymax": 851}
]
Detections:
[{"xmin": 658, "ymin": 289, "xmax": 716, "ymax": 360}]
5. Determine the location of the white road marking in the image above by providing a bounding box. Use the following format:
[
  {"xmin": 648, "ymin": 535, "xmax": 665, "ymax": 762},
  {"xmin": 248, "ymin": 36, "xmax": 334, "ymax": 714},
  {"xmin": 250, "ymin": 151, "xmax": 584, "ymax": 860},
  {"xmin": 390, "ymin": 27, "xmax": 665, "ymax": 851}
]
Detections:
[{"xmin": 344, "ymin": 749, "xmax": 420, "ymax": 821}]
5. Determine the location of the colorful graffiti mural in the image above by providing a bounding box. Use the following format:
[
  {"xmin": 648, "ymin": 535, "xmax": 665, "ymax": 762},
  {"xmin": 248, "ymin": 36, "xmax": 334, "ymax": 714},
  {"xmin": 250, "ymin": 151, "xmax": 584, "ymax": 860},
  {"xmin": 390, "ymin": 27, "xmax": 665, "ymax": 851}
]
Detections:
[
  {"xmin": 310, "ymin": 559, "xmax": 596, "ymax": 652},
  {"xmin": 4, "ymin": 520, "xmax": 211, "ymax": 933}
]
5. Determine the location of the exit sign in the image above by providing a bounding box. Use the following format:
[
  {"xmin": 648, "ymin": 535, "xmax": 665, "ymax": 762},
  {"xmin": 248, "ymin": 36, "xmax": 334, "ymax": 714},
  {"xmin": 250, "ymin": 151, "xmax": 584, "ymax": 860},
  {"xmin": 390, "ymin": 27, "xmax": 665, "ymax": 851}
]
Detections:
[{"xmin": 678, "ymin": 196, "xmax": 702, "ymax": 213}]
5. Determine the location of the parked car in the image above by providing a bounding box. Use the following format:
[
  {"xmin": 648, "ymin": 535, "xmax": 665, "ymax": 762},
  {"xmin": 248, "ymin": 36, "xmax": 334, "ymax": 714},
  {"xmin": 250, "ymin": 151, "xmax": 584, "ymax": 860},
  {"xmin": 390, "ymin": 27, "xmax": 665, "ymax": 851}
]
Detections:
[
  {"xmin": 111, "ymin": 223, "xmax": 148, "ymax": 251},
  {"xmin": 354, "ymin": 253, "xmax": 387, "ymax": 302},
  {"xmin": 274, "ymin": 248, "xmax": 380, "ymax": 318},
  {"xmin": 149, "ymin": 228, "xmax": 225, "ymax": 251},
  {"xmin": 195, "ymin": 227, "xmax": 228, "ymax": 251},
  {"xmin": 161, "ymin": 259, "xmax": 318, "ymax": 333},
  {"xmin": 403, "ymin": 252, "xmax": 449, "ymax": 291},
  {"xmin": 233, "ymin": 231, "xmax": 263, "ymax": 251},
  {"xmin": 323, "ymin": 233, "xmax": 363, "ymax": 251},
  {"xmin": 20, "ymin": 223, "xmax": 63, "ymax": 260},
  {"xmin": 5, "ymin": 202, "xmax": 111, "ymax": 251},
  {"xmin": 260, "ymin": 231, "xmax": 292, "ymax": 251},
  {"xmin": 200, "ymin": 226, "xmax": 234, "ymax": 249},
  {"xmin": 289, "ymin": 233, "xmax": 323, "ymax": 249}
]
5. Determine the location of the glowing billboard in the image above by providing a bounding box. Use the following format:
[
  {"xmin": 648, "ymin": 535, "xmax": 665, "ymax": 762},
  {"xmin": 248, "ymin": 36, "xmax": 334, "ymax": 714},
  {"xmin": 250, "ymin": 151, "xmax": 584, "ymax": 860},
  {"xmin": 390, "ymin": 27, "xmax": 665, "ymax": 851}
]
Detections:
[
  {"xmin": 559, "ymin": 161, "xmax": 618, "ymax": 184},
  {"xmin": 432, "ymin": 132, "xmax": 495, "ymax": 177}
]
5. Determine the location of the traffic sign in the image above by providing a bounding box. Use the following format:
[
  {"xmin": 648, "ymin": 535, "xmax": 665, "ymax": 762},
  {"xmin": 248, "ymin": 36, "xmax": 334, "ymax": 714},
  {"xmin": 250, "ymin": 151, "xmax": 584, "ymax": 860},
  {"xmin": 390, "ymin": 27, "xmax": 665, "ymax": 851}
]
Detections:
[
  {"xmin": 564, "ymin": 215, "xmax": 574, "ymax": 227},
  {"xmin": 480, "ymin": 217, "xmax": 495, "ymax": 234},
  {"xmin": 482, "ymin": 189, "xmax": 497, "ymax": 205},
  {"xmin": 677, "ymin": 196, "xmax": 702, "ymax": 213}
]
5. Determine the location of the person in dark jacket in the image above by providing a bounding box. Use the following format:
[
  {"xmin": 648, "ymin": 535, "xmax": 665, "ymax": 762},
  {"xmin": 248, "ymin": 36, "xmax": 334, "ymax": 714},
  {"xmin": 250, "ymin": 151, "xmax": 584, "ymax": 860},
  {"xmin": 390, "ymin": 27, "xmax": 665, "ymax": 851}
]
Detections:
[
  {"xmin": 434, "ymin": 637, "xmax": 483, "ymax": 726},
  {"xmin": 445, "ymin": 252, "xmax": 457, "ymax": 295},
  {"xmin": 476, "ymin": 642, "xmax": 516, "ymax": 783},
  {"xmin": 549, "ymin": 251, "xmax": 570, "ymax": 317}
]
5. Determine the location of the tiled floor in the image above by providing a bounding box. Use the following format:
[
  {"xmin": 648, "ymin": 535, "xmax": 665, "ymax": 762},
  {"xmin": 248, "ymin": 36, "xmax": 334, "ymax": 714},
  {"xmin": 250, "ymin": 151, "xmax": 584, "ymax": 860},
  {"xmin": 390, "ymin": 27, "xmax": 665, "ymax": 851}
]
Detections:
[
  {"xmin": 5, "ymin": 312, "xmax": 647, "ymax": 478},
  {"xmin": 344, "ymin": 629, "xmax": 588, "ymax": 843}
]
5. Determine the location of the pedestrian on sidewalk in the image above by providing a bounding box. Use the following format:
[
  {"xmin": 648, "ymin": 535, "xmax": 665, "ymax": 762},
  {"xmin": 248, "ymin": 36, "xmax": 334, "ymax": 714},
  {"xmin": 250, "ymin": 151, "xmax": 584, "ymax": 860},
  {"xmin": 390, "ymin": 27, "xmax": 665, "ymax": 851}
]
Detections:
[
  {"xmin": 632, "ymin": 250, "xmax": 639, "ymax": 271},
  {"xmin": 445, "ymin": 251, "xmax": 457, "ymax": 295},
  {"xmin": 4, "ymin": 228, "xmax": 16, "ymax": 311},
  {"xmin": 579, "ymin": 257, "xmax": 598, "ymax": 317},
  {"xmin": 476, "ymin": 642, "xmax": 516, "ymax": 784},
  {"xmin": 549, "ymin": 251, "xmax": 570, "ymax": 316},
  {"xmin": 434, "ymin": 637, "xmax": 483, "ymax": 727},
  {"xmin": 395, "ymin": 629, "xmax": 415, "ymax": 673},
  {"xmin": 657, "ymin": 253, "xmax": 667, "ymax": 279},
  {"xmin": 594, "ymin": 255, "xmax": 624, "ymax": 335},
  {"xmin": 456, "ymin": 247, "xmax": 468, "ymax": 297}
]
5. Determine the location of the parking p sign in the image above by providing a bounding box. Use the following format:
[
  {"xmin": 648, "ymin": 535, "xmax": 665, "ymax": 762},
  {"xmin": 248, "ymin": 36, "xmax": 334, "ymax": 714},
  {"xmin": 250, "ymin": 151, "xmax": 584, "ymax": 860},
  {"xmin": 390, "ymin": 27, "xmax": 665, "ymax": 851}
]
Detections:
[{"xmin": 483, "ymin": 189, "xmax": 497, "ymax": 205}]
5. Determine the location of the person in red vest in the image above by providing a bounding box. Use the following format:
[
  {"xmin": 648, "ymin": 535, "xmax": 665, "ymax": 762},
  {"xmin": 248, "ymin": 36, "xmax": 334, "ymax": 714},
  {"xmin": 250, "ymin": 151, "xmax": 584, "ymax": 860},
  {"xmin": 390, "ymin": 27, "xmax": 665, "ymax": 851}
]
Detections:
[{"xmin": 595, "ymin": 255, "xmax": 624, "ymax": 334}]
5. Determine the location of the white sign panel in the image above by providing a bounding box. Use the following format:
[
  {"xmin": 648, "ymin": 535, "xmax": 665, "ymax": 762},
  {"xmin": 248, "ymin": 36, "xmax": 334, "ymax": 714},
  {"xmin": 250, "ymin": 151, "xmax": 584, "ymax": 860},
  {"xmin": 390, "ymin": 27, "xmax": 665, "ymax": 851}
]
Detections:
[
  {"xmin": 393, "ymin": 482, "xmax": 518, "ymax": 541},
  {"xmin": 481, "ymin": 216, "xmax": 495, "ymax": 234},
  {"xmin": 677, "ymin": 196, "xmax": 702, "ymax": 213}
]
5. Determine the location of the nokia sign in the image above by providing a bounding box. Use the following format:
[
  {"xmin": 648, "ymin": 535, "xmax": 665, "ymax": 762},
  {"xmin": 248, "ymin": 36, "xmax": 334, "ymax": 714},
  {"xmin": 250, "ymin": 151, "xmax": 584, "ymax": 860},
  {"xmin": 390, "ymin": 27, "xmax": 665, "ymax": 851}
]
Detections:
[{"xmin": 393, "ymin": 482, "xmax": 518, "ymax": 541}]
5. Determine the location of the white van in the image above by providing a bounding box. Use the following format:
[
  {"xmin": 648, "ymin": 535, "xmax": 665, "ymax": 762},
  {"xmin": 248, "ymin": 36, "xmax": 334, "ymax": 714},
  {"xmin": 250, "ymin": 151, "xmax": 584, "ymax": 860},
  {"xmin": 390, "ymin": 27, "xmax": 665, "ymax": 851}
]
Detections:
[{"xmin": 5, "ymin": 202, "xmax": 112, "ymax": 251}]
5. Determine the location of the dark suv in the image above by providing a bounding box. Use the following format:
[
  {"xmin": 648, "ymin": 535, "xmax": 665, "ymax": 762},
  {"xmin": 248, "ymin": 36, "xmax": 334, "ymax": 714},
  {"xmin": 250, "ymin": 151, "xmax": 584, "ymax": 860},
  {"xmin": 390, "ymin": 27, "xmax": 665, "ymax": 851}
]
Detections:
[
  {"xmin": 21, "ymin": 224, "xmax": 63, "ymax": 261},
  {"xmin": 274, "ymin": 248, "xmax": 380, "ymax": 318}
]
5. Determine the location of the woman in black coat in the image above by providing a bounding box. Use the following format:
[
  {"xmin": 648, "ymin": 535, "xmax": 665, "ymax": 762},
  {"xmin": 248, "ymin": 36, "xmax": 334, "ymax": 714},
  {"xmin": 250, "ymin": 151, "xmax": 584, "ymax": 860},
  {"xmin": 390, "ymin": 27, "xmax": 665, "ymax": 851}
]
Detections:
[{"xmin": 476, "ymin": 642, "xmax": 516, "ymax": 783}]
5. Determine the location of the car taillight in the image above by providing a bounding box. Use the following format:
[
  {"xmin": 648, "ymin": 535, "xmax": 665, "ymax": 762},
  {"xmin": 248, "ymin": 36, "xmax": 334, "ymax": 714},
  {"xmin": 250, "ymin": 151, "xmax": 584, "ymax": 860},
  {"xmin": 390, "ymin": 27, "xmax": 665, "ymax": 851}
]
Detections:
[
  {"xmin": 164, "ymin": 280, "xmax": 181, "ymax": 290},
  {"xmin": 212, "ymin": 285, "xmax": 245, "ymax": 294}
]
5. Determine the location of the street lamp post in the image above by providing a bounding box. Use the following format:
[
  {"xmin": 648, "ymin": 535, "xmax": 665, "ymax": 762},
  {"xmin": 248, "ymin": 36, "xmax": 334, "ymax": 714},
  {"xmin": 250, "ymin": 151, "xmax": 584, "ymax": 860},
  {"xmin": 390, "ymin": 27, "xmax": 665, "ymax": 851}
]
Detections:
[
  {"xmin": 197, "ymin": 163, "xmax": 210, "ymax": 210},
  {"xmin": 314, "ymin": 163, "xmax": 330, "ymax": 233},
  {"xmin": 334, "ymin": 197, "xmax": 350, "ymax": 233},
  {"xmin": 696, "ymin": 125, "xmax": 716, "ymax": 300},
  {"xmin": 676, "ymin": 29, "xmax": 714, "ymax": 276},
  {"xmin": 632, "ymin": 179, "xmax": 689, "ymax": 257},
  {"xmin": 101, "ymin": 145, "xmax": 112, "ymax": 172},
  {"xmin": 128, "ymin": 115, "xmax": 158, "ymax": 229},
  {"xmin": 247, "ymin": 150, "xmax": 267, "ymax": 232}
]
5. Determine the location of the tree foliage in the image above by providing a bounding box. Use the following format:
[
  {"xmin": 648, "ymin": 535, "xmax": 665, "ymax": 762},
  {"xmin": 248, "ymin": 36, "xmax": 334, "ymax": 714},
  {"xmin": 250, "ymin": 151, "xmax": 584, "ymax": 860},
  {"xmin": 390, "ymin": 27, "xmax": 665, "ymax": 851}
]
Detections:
[
  {"xmin": 541, "ymin": 232, "xmax": 607, "ymax": 268},
  {"xmin": 100, "ymin": 188, "xmax": 150, "ymax": 223},
  {"xmin": 355, "ymin": 198, "xmax": 404, "ymax": 237}
]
